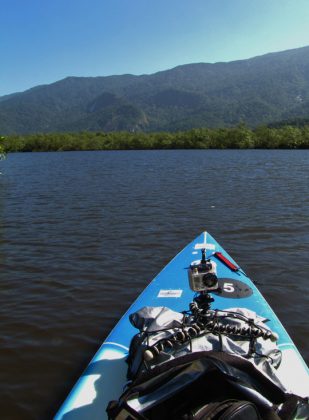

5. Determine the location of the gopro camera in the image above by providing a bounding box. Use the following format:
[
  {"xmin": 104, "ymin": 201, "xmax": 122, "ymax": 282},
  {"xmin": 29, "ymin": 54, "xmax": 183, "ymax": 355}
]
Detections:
[{"xmin": 188, "ymin": 249, "xmax": 218, "ymax": 292}]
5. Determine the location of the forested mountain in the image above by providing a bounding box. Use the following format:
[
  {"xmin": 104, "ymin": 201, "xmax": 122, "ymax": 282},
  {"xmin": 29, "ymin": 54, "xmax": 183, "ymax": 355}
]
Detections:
[{"xmin": 1, "ymin": 46, "xmax": 309, "ymax": 134}]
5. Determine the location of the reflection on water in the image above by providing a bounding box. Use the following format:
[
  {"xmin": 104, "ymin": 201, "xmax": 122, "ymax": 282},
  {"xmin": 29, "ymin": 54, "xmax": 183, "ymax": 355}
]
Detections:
[{"xmin": 0, "ymin": 149, "xmax": 308, "ymax": 419}]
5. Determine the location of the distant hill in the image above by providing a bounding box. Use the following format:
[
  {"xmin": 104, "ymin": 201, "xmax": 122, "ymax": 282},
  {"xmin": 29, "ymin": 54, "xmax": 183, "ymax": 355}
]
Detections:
[{"xmin": 1, "ymin": 46, "xmax": 309, "ymax": 134}]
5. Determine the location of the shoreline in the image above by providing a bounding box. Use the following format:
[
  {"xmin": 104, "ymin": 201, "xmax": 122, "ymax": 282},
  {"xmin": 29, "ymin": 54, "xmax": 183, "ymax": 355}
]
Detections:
[{"xmin": 2, "ymin": 124, "xmax": 309, "ymax": 152}]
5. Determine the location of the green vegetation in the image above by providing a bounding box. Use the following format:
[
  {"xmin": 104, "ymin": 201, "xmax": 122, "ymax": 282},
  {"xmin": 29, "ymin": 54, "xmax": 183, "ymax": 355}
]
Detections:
[
  {"xmin": 2, "ymin": 124, "xmax": 309, "ymax": 152},
  {"xmin": 0, "ymin": 136, "xmax": 6, "ymax": 159}
]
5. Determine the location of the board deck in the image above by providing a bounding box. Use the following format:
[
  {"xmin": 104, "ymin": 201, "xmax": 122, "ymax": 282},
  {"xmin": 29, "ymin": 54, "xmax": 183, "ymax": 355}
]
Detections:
[{"xmin": 55, "ymin": 232, "xmax": 309, "ymax": 419}]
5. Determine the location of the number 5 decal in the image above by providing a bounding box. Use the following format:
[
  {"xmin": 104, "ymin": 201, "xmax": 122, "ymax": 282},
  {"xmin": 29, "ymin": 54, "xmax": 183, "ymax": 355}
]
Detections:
[
  {"xmin": 214, "ymin": 279, "xmax": 252, "ymax": 298},
  {"xmin": 223, "ymin": 282, "xmax": 235, "ymax": 293}
]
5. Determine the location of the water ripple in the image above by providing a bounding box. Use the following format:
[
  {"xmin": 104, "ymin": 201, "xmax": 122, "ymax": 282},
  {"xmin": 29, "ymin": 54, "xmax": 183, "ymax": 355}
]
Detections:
[{"xmin": 0, "ymin": 149, "xmax": 308, "ymax": 419}]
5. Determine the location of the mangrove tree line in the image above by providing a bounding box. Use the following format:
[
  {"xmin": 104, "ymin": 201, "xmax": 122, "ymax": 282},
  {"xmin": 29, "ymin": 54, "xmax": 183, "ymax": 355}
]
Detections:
[{"xmin": 2, "ymin": 124, "xmax": 309, "ymax": 152}]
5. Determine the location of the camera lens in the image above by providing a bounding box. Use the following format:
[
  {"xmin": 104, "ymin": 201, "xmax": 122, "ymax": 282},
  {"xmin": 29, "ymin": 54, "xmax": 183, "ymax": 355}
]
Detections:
[{"xmin": 202, "ymin": 273, "xmax": 218, "ymax": 288}]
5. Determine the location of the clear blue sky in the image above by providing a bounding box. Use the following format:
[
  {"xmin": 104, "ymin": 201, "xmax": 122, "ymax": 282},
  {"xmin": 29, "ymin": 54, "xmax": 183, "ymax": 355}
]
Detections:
[{"xmin": 1, "ymin": 0, "xmax": 309, "ymax": 96}]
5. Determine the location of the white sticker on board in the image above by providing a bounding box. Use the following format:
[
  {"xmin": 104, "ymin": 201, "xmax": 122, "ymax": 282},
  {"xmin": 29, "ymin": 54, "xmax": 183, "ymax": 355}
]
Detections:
[{"xmin": 158, "ymin": 289, "xmax": 183, "ymax": 298}]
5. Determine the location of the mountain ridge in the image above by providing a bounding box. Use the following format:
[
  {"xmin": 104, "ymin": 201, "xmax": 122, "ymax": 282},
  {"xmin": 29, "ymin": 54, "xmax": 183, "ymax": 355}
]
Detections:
[{"xmin": 1, "ymin": 45, "xmax": 309, "ymax": 134}]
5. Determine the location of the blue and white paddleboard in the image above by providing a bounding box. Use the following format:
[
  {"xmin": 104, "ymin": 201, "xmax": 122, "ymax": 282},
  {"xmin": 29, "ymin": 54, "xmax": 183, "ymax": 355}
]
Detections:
[{"xmin": 55, "ymin": 232, "xmax": 309, "ymax": 419}]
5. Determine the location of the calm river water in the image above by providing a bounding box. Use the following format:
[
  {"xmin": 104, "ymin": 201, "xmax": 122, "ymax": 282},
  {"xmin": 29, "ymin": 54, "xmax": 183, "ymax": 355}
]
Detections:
[{"xmin": 0, "ymin": 150, "xmax": 308, "ymax": 419}]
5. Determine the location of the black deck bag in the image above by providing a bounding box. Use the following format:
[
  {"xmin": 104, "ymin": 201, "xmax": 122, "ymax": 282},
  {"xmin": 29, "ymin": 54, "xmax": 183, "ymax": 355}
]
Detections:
[{"xmin": 107, "ymin": 351, "xmax": 309, "ymax": 420}]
